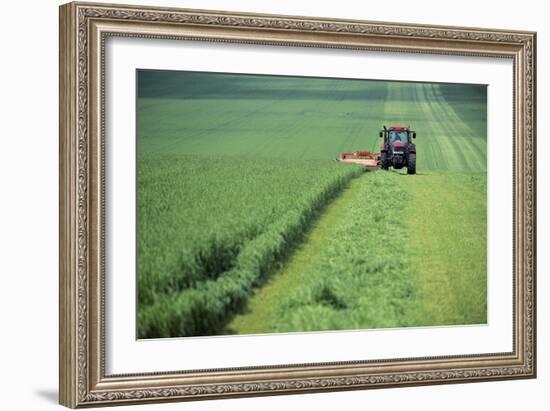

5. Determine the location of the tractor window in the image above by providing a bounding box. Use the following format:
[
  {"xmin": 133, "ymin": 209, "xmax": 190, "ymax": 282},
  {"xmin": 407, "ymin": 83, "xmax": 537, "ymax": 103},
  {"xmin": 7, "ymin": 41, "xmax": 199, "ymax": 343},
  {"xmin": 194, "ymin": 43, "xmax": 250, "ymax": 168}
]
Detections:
[{"xmin": 389, "ymin": 131, "xmax": 408, "ymax": 143}]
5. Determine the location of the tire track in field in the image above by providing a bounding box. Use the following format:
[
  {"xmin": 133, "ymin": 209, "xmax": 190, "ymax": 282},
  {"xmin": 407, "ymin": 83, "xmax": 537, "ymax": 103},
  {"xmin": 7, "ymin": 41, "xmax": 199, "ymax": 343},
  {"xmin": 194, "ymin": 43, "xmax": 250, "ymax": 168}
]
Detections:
[
  {"xmin": 416, "ymin": 84, "xmax": 463, "ymax": 171},
  {"xmin": 385, "ymin": 82, "xmax": 450, "ymax": 171},
  {"xmin": 383, "ymin": 82, "xmax": 406, "ymax": 125},
  {"xmin": 423, "ymin": 85, "xmax": 485, "ymax": 172},
  {"xmin": 430, "ymin": 85, "xmax": 486, "ymax": 171},
  {"xmin": 411, "ymin": 84, "xmax": 449, "ymax": 171},
  {"xmin": 420, "ymin": 84, "xmax": 473, "ymax": 172},
  {"xmin": 415, "ymin": 84, "xmax": 486, "ymax": 173}
]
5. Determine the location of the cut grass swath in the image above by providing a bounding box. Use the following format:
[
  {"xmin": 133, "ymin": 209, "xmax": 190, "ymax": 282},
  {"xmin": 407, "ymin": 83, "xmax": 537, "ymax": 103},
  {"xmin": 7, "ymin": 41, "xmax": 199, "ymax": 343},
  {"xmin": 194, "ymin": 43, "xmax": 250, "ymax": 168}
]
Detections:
[
  {"xmin": 263, "ymin": 171, "xmax": 420, "ymax": 332},
  {"xmin": 229, "ymin": 171, "xmax": 487, "ymax": 334}
]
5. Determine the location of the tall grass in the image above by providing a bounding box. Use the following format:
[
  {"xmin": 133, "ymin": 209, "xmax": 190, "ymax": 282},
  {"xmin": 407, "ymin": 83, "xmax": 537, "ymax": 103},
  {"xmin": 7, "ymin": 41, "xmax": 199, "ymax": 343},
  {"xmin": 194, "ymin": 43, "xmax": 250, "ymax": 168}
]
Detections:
[{"xmin": 137, "ymin": 156, "xmax": 362, "ymax": 338}]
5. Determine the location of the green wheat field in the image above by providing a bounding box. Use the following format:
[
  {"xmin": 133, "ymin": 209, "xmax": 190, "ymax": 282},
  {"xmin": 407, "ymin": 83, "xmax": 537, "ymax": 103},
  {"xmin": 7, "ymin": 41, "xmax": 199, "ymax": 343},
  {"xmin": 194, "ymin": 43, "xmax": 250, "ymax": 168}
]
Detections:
[{"xmin": 136, "ymin": 70, "xmax": 487, "ymax": 339}]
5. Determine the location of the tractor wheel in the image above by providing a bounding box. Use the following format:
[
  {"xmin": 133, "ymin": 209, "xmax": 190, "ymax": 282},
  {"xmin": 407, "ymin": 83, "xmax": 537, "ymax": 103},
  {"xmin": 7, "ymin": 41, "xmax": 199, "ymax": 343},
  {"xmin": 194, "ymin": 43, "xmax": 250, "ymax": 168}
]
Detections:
[
  {"xmin": 381, "ymin": 152, "xmax": 390, "ymax": 170},
  {"xmin": 407, "ymin": 153, "xmax": 416, "ymax": 175}
]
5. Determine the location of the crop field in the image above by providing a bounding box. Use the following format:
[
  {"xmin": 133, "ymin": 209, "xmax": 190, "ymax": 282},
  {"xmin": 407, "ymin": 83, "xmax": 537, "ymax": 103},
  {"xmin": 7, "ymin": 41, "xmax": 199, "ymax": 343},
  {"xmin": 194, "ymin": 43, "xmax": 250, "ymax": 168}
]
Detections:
[
  {"xmin": 137, "ymin": 70, "xmax": 487, "ymax": 338},
  {"xmin": 226, "ymin": 172, "xmax": 487, "ymax": 334},
  {"xmin": 137, "ymin": 158, "xmax": 362, "ymax": 337}
]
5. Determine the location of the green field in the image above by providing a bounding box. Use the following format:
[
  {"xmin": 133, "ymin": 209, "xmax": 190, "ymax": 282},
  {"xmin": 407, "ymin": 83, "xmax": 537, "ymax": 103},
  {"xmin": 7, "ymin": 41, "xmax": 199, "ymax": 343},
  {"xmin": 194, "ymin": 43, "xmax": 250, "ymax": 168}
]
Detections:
[{"xmin": 137, "ymin": 70, "xmax": 487, "ymax": 338}]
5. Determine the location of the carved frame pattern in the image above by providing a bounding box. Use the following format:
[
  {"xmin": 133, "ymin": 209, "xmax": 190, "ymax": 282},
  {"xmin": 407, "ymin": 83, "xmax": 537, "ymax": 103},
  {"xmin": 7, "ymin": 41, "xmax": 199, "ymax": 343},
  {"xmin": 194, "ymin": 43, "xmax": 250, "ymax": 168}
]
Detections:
[{"xmin": 59, "ymin": 2, "xmax": 536, "ymax": 408}]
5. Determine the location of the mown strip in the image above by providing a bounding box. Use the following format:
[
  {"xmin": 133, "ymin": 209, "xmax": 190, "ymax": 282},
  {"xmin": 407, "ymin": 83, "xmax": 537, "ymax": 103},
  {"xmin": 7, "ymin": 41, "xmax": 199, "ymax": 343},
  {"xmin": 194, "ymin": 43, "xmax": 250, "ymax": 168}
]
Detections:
[
  {"xmin": 260, "ymin": 171, "xmax": 421, "ymax": 333},
  {"xmin": 228, "ymin": 170, "xmax": 487, "ymax": 334},
  {"xmin": 404, "ymin": 173, "xmax": 487, "ymax": 325}
]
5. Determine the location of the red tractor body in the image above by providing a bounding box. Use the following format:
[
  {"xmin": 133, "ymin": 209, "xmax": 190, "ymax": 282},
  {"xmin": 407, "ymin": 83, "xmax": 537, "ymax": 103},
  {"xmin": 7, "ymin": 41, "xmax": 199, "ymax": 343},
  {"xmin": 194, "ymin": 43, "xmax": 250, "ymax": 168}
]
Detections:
[
  {"xmin": 379, "ymin": 125, "xmax": 417, "ymax": 174},
  {"xmin": 336, "ymin": 125, "xmax": 417, "ymax": 174}
]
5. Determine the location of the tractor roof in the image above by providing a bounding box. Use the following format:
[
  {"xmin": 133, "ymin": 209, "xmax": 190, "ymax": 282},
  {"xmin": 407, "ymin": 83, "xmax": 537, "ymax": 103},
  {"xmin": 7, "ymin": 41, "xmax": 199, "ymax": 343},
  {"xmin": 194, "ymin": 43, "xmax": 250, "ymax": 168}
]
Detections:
[{"xmin": 388, "ymin": 126, "xmax": 410, "ymax": 131}]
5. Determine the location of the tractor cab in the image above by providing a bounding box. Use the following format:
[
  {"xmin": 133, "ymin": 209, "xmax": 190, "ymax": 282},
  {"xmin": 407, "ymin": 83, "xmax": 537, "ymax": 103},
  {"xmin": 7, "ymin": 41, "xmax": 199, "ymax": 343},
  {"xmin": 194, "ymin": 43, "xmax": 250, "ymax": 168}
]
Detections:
[
  {"xmin": 379, "ymin": 125, "xmax": 417, "ymax": 174},
  {"xmin": 388, "ymin": 129, "xmax": 409, "ymax": 144}
]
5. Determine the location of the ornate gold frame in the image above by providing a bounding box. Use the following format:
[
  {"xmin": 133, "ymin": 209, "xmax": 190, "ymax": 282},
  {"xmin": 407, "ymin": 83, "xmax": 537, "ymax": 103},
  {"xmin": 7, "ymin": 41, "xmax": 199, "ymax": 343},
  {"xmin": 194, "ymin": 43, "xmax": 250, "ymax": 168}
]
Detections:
[{"xmin": 59, "ymin": 1, "xmax": 537, "ymax": 408}]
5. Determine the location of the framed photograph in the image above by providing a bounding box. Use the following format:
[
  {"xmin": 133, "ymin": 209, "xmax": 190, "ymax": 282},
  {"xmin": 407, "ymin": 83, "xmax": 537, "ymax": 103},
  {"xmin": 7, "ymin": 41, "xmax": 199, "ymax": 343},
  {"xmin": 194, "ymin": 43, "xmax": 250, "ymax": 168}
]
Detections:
[{"xmin": 59, "ymin": 1, "xmax": 537, "ymax": 408}]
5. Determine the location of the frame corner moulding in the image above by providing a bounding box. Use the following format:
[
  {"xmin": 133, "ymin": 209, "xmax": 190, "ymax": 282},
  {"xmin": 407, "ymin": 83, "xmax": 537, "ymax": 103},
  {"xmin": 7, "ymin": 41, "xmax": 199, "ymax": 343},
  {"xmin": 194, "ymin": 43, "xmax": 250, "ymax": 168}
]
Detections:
[{"xmin": 59, "ymin": 1, "xmax": 536, "ymax": 408}]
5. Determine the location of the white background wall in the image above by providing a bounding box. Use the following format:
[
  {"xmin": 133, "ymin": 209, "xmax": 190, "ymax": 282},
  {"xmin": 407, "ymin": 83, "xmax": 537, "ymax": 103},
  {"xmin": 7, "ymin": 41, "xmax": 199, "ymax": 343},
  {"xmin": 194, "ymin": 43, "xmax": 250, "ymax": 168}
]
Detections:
[{"xmin": 0, "ymin": 0, "xmax": 546, "ymax": 409}]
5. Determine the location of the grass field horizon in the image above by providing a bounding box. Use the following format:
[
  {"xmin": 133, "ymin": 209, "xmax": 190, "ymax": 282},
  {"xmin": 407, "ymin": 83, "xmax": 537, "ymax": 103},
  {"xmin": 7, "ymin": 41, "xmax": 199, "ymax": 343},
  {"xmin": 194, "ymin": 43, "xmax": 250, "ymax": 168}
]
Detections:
[{"xmin": 136, "ymin": 69, "xmax": 487, "ymax": 339}]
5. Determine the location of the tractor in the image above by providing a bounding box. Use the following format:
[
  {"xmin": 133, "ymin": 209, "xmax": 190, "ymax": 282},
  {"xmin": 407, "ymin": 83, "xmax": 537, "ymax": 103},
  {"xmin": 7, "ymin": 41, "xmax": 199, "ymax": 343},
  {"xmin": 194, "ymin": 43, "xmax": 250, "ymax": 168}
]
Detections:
[
  {"xmin": 379, "ymin": 125, "xmax": 416, "ymax": 174},
  {"xmin": 336, "ymin": 125, "xmax": 417, "ymax": 175}
]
